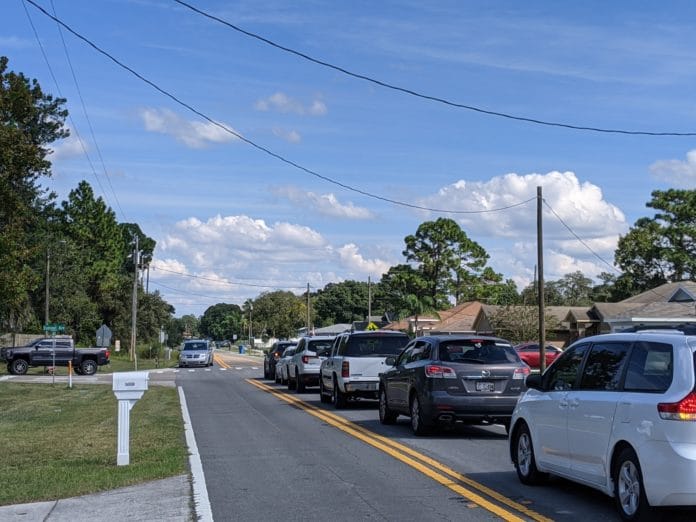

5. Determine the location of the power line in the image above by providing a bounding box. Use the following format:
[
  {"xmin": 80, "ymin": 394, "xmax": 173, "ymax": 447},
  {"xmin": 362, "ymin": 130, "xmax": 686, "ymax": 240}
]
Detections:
[
  {"xmin": 151, "ymin": 265, "xmax": 311, "ymax": 289},
  {"xmin": 21, "ymin": 0, "xmax": 111, "ymax": 207},
  {"xmin": 172, "ymin": 0, "xmax": 696, "ymax": 138},
  {"xmin": 49, "ymin": 0, "xmax": 126, "ymax": 221},
  {"xmin": 149, "ymin": 280, "xmax": 240, "ymax": 301},
  {"xmin": 24, "ymin": 0, "xmax": 535, "ymax": 216}
]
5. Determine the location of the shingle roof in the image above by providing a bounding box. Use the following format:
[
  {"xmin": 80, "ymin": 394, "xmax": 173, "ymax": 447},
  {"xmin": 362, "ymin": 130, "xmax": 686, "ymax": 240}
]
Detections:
[{"xmin": 620, "ymin": 281, "xmax": 696, "ymax": 304}]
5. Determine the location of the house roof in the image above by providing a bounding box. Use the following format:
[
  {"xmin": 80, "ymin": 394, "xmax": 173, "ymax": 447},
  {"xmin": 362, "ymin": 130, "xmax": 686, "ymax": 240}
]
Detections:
[
  {"xmin": 620, "ymin": 281, "xmax": 696, "ymax": 304},
  {"xmin": 433, "ymin": 301, "xmax": 482, "ymax": 332}
]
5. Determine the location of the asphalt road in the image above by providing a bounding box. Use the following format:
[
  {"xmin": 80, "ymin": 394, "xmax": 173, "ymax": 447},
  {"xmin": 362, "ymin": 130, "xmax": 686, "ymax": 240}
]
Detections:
[{"xmin": 177, "ymin": 351, "xmax": 670, "ymax": 522}]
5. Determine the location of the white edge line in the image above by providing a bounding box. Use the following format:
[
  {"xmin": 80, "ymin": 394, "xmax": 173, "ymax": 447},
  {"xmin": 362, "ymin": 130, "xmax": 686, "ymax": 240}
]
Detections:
[{"xmin": 178, "ymin": 386, "xmax": 213, "ymax": 522}]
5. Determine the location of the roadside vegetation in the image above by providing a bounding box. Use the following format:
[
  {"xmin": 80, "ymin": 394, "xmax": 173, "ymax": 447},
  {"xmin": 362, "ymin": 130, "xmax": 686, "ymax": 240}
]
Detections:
[{"xmin": 0, "ymin": 383, "xmax": 187, "ymax": 506}]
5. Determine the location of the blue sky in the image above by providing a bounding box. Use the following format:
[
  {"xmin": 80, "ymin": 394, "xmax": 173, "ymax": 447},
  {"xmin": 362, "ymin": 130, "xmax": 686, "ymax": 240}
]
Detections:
[{"xmin": 5, "ymin": 0, "xmax": 696, "ymax": 316}]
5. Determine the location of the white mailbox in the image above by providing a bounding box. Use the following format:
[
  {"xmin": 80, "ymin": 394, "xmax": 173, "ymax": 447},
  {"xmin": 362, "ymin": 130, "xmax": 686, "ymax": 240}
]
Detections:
[{"xmin": 112, "ymin": 371, "xmax": 149, "ymax": 466}]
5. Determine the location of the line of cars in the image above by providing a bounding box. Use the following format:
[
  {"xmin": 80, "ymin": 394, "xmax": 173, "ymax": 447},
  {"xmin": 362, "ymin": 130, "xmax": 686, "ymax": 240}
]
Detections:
[{"xmin": 261, "ymin": 327, "xmax": 696, "ymax": 520}]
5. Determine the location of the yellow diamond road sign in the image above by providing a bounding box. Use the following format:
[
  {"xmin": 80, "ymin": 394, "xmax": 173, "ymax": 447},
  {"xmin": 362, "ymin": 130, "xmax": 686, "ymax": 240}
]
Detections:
[{"xmin": 366, "ymin": 322, "xmax": 379, "ymax": 331}]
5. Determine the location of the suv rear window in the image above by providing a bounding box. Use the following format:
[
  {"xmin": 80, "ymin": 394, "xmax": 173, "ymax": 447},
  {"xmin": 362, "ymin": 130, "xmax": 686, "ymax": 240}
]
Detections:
[
  {"xmin": 439, "ymin": 339, "xmax": 519, "ymax": 364},
  {"xmin": 307, "ymin": 339, "xmax": 333, "ymax": 356},
  {"xmin": 343, "ymin": 335, "xmax": 408, "ymax": 357}
]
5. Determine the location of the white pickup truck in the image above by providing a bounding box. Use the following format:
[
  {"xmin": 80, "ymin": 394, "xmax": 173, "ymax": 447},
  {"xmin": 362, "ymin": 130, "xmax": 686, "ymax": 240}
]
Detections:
[{"xmin": 319, "ymin": 331, "xmax": 409, "ymax": 408}]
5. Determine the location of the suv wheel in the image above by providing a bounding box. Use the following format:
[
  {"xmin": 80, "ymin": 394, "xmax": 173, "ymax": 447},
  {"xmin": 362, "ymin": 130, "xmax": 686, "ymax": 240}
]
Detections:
[
  {"xmin": 332, "ymin": 376, "xmax": 347, "ymax": 409},
  {"xmin": 614, "ymin": 447, "xmax": 653, "ymax": 521},
  {"xmin": 296, "ymin": 370, "xmax": 305, "ymax": 393},
  {"xmin": 319, "ymin": 379, "xmax": 330, "ymax": 403},
  {"xmin": 10, "ymin": 358, "xmax": 28, "ymax": 376},
  {"xmin": 287, "ymin": 371, "xmax": 295, "ymax": 390},
  {"xmin": 81, "ymin": 359, "xmax": 98, "ymax": 376},
  {"xmin": 410, "ymin": 394, "xmax": 429, "ymax": 435},
  {"xmin": 379, "ymin": 388, "xmax": 397, "ymax": 424},
  {"xmin": 513, "ymin": 422, "xmax": 547, "ymax": 485}
]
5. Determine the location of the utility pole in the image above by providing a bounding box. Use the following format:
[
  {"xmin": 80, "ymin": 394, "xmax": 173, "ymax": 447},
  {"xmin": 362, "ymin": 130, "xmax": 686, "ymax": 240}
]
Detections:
[
  {"xmin": 537, "ymin": 186, "xmax": 546, "ymax": 373},
  {"xmin": 306, "ymin": 283, "xmax": 311, "ymax": 334},
  {"xmin": 45, "ymin": 248, "xmax": 51, "ymax": 326},
  {"xmin": 130, "ymin": 235, "xmax": 139, "ymax": 362},
  {"xmin": 368, "ymin": 276, "xmax": 372, "ymax": 320}
]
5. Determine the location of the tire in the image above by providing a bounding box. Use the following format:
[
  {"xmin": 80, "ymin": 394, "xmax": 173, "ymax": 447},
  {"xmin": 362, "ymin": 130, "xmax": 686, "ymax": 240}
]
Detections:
[
  {"xmin": 287, "ymin": 370, "xmax": 294, "ymax": 390},
  {"xmin": 614, "ymin": 447, "xmax": 653, "ymax": 521},
  {"xmin": 7, "ymin": 363, "xmax": 15, "ymax": 375},
  {"xmin": 319, "ymin": 378, "xmax": 330, "ymax": 403},
  {"xmin": 332, "ymin": 376, "xmax": 347, "ymax": 409},
  {"xmin": 10, "ymin": 358, "xmax": 28, "ymax": 376},
  {"xmin": 81, "ymin": 359, "xmax": 98, "ymax": 376},
  {"xmin": 409, "ymin": 394, "xmax": 430, "ymax": 435},
  {"xmin": 264, "ymin": 365, "xmax": 270, "ymax": 379},
  {"xmin": 379, "ymin": 388, "xmax": 398, "ymax": 424},
  {"xmin": 74, "ymin": 367, "xmax": 84, "ymax": 375},
  {"xmin": 296, "ymin": 370, "xmax": 305, "ymax": 393},
  {"xmin": 513, "ymin": 422, "xmax": 547, "ymax": 485}
]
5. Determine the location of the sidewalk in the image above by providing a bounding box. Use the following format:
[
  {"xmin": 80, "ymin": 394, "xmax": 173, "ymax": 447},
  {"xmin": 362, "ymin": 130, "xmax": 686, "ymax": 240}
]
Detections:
[{"xmin": 0, "ymin": 474, "xmax": 193, "ymax": 521}]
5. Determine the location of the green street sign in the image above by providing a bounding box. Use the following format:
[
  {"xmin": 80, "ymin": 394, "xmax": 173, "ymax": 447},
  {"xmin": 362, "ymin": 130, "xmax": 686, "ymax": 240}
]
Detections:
[{"xmin": 44, "ymin": 323, "xmax": 65, "ymax": 333}]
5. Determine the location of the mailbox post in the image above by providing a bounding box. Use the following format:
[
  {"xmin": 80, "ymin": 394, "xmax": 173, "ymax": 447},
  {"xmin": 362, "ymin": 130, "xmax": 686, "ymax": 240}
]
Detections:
[{"xmin": 112, "ymin": 371, "xmax": 149, "ymax": 466}]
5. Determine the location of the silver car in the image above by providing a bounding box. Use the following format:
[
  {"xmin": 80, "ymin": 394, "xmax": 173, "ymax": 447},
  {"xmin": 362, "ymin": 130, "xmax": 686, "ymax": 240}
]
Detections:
[{"xmin": 179, "ymin": 339, "xmax": 213, "ymax": 368}]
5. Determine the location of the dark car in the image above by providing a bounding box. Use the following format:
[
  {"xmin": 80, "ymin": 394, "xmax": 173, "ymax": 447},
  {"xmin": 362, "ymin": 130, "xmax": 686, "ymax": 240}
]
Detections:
[
  {"xmin": 379, "ymin": 334, "xmax": 530, "ymax": 435},
  {"xmin": 263, "ymin": 341, "xmax": 297, "ymax": 380},
  {"xmin": 513, "ymin": 342, "xmax": 563, "ymax": 369}
]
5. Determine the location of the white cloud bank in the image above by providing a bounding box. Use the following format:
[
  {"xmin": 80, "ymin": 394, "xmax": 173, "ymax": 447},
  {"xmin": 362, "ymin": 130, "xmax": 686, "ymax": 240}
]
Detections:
[
  {"xmin": 140, "ymin": 107, "xmax": 240, "ymax": 148},
  {"xmin": 273, "ymin": 186, "xmax": 375, "ymax": 219},
  {"xmin": 50, "ymin": 128, "xmax": 86, "ymax": 160},
  {"xmin": 255, "ymin": 92, "xmax": 327, "ymax": 116},
  {"xmin": 650, "ymin": 150, "xmax": 696, "ymax": 188}
]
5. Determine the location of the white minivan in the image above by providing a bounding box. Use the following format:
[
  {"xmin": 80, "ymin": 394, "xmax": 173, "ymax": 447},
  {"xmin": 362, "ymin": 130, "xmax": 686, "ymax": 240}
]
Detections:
[{"xmin": 509, "ymin": 329, "xmax": 696, "ymax": 521}]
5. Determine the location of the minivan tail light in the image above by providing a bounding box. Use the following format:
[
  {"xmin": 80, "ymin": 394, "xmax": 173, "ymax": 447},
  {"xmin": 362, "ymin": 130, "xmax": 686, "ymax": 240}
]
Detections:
[
  {"xmin": 658, "ymin": 391, "xmax": 696, "ymax": 421},
  {"xmin": 425, "ymin": 365, "xmax": 457, "ymax": 379},
  {"xmin": 513, "ymin": 367, "xmax": 530, "ymax": 380},
  {"xmin": 341, "ymin": 360, "xmax": 350, "ymax": 378}
]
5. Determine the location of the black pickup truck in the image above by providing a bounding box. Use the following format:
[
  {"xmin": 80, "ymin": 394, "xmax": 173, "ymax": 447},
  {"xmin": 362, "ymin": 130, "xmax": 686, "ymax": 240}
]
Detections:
[{"xmin": 1, "ymin": 337, "xmax": 110, "ymax": 376}]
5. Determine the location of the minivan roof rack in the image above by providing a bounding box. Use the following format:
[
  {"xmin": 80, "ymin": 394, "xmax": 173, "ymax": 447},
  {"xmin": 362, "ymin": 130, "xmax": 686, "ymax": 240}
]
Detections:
[{"xmin": 618, "ymin": 323, "xmax": 696, "ymax": 335}]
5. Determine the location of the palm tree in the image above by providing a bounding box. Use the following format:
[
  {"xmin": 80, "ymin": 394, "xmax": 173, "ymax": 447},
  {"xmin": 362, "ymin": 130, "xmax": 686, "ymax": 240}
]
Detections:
[{"xmin": 402, "ymin": 294, "xmax": 439, "ymax": 337}]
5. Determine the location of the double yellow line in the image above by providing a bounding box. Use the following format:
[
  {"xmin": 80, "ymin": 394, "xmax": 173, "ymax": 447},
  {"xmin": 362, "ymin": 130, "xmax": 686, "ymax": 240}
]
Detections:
[
  {"xmin": 214, "ymin": 354, "xmax": 231, "ymax": 369},
  {"xmin": 247, "ymin": 379, "xmax": 551, "ymax": 522}
]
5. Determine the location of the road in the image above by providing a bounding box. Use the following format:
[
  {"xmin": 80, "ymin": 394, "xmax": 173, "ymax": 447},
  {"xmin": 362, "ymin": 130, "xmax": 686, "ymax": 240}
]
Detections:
[{"xmin": 177, "ymin": 350, "xmax": 688, "ymax": 522}]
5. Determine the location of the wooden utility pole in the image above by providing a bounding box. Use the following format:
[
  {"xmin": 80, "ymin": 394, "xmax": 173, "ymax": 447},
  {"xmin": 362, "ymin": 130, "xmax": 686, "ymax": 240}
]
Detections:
[
  {"xmin": 306, "ymin": 283, "xmax": 311, "ymax": 334},
  {"xmin": 130, "ymin": 235, "xmax": 139, "ymax": 362},
  {"xmin": 537, "ymin": 187, "xmax": 546, "ymax": 373},
  {"xmin": 368, "ymin": 276, "xmax": 372, "ymax": 320}
]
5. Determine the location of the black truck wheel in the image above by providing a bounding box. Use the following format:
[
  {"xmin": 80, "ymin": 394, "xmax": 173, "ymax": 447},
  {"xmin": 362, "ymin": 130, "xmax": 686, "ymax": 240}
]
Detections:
[
  {"xmin": 81, "ymin": 359, "xmax": 98, "ymax": 376},
  {"xmin": 10, "ymin": 358, "xmax": 29, "ymax": 375}
]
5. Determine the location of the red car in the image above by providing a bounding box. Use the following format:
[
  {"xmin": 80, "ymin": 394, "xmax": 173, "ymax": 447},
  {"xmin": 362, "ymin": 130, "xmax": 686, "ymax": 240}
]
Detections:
[{"xmin": 514, "ymin": 342, "xmax": 563, "ymax": 369}]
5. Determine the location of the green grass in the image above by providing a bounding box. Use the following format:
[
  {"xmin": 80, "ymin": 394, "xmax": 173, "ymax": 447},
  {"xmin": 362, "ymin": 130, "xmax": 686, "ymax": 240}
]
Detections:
[{"xmin": 0, "ymin": 383, "xmax": 188, "ymax": 506}]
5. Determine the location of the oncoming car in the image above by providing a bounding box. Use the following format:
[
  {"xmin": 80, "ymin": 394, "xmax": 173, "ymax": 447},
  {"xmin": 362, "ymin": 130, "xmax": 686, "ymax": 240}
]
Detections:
[{"xmin": 179, "ymin": 339, "xmax": 213, "ymax": 368}]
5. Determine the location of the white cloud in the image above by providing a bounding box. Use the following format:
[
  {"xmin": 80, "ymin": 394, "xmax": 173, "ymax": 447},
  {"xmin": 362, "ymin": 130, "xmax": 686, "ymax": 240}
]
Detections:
[
  {"xmin": 650, "ymin": 150, "xmax": 696, "ymax": 188},
  {"xmin": 272, "ymin": 127, "xmax": 302, "ymax": 143},
  {"xmin": 336, "ymin": 244, "xmax": 392, "ymax": 276},
  {"xmin": 273, "ymin": 186, "xmax": 375, "ymax": 219},
  {"xmin": 140, "ymin": 107, "xmax": 240, "ymax": 148},
  {"xmin": 254, "ymin": 92, "xmax": 327, "ymax": 116},
  {"xmin": 50, "ymin": 130, "xmax": 86, "ymax": 160},
  {"xmin": 419, "ymin": 171, "xmax": 626, "ymax": 241}
]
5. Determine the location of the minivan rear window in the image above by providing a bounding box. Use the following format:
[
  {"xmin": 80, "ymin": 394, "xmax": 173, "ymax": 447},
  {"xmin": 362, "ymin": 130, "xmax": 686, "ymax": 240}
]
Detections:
[
  {"xmin": 344, "ymin": 335, "xmax": 408, "ymax": 357},
  {"xmin": 439, "ymin": 340, "xmax": 519, "ymax": 364},
  {"xmin": 624, "ymin": 341, "xmax": 673, "ymax": 392}
]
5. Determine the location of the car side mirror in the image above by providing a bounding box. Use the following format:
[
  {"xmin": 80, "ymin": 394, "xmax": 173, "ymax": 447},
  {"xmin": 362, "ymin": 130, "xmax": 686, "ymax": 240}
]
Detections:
[
  {"xmin": 525, "ymin": 373, "xmax": 543, "ymax": 391},
  {"xmin": 385, "ymin": 356, "xmax": 396, "ymax": 366}
]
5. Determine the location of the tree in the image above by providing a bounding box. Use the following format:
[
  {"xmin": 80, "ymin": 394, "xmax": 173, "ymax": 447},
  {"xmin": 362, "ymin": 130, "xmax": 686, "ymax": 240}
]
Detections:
[
  {"xmin": 615, "ymin": 189, "xmax": 696, "ymax": 293},
  {"xmin": 313, "ymin": 281, "xmax": 370, "ymax": 326},
  {"xmin": 199, "ymin": 303, "xmax": 242, "ymax": 341},
  {"xmin": 403, "ymin": 218, "xmax": 489, "ymax": 308},
  {"xmin": 252, "ymin": 291, "xmax": 304, "ymax": 339},
  {"xmin": 488, "ymin": 306, "xmax": 560, "ymax": 345},
  {"xmin": 375, "ymin": 264, "xmax": 428, "ymax": 319},
  {"xmin": 0, "ymin": 56, "xmax": 68, "ymax": 331}
]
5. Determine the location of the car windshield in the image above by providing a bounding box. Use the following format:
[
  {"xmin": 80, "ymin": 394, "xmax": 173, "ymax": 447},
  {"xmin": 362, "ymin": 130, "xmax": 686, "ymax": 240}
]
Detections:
[
  {"xmin": 344, "ymin": 335, "xmax": 408, "ymax": 357},
  {"xmin": 439, "ymin": 340, "xmax": 520, "ymax": 364},
  {"xmin": 183, "ymin": 342, "xmax": 207, "ymax": 351},
  {"xmin": 308, "ymin": 339, "xmax": 333, "ymax": 356}
]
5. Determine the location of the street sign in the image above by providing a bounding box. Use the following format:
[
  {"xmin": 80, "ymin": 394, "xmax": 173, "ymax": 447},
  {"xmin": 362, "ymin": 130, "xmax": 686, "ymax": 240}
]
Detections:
[{"xmin": 44, "ymin": 323, "xmax": 65, "ymax": 333}]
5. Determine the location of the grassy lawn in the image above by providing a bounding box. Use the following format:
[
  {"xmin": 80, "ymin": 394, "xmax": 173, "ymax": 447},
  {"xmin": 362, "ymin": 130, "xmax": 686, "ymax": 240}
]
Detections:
[{"xmin": 0, "ymin": 383, "xmax": 188, "ymax": 506}]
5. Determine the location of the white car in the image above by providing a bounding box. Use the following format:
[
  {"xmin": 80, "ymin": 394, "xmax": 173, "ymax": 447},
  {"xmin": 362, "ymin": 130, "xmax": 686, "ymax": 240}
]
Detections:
[
  {"xmin": 509, "ymin": 329, "xmax": 696, "ymax": 521},
  {"xmin": 275, "ymin": 346, "xmax": 296, "ymax": 385},
  {"xmin": 287, "ymin": 335, "xmax": 335, "ymax": 393}
]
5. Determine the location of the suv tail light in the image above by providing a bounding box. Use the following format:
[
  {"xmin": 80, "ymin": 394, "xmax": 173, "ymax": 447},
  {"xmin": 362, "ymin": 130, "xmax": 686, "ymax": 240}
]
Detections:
[
  {"xmin": 658, "ymin": 391, "xmax": 696, "ymax": 421},
  {"xmin": 274, "ymin": 352, "xmax": 280, "ymax": 360},
  {"xmin": 513, "ymin": 367, "xmax": 530, "ymax": 380},
  {"xmin": 341, "ymin": 360, "xmax": 350, "ymax": 378},
  {"xmin": 425, "ymin": 365, "xmax": 457, "ymax": 379},
  {"xmin": 302, "ymin": 355, "xmax": 310, "ymax": 364}
]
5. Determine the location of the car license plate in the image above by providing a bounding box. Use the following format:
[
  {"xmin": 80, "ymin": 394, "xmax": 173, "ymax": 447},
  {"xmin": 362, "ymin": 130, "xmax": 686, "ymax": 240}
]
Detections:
[{"xmin": 476, "ymin": 381, "xmax": 495, "ymax": 392}]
